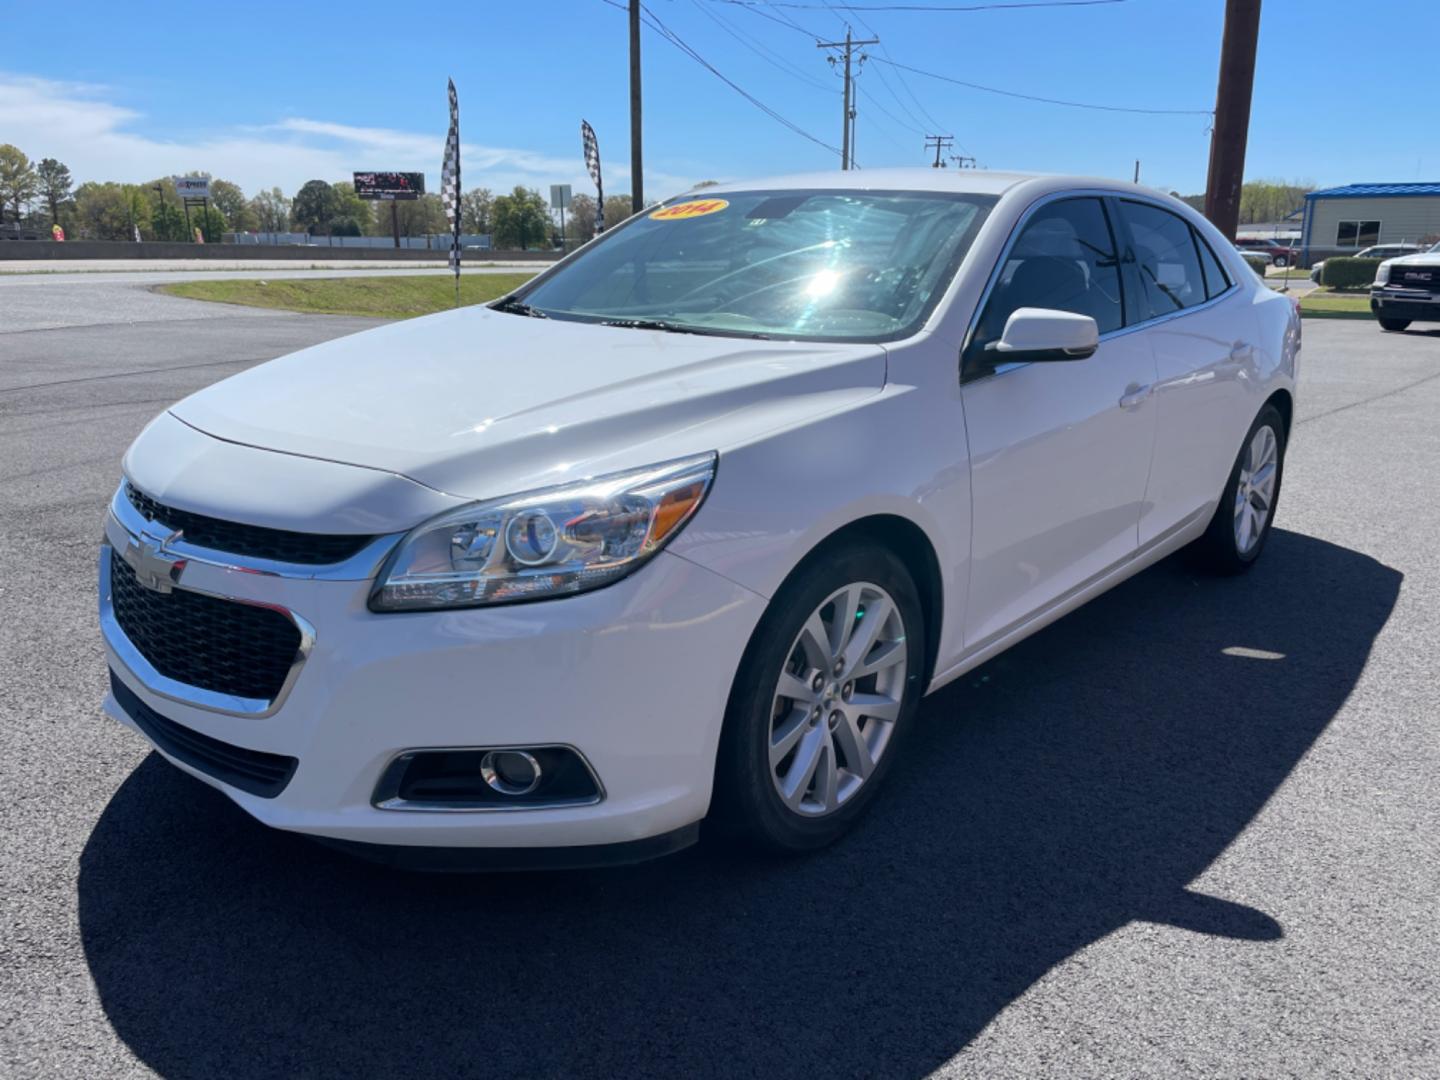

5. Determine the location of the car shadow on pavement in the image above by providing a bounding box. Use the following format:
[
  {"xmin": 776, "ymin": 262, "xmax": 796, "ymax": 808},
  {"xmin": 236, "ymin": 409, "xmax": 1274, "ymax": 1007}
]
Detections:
[{"xmin": 77, "ymin": 528, "xmax": 1400, "ymax": 1080}]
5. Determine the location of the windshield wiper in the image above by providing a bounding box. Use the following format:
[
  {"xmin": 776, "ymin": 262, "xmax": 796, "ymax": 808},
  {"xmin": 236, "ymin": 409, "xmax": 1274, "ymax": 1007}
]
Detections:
[
  {"xmin": 600, "ymin": 317, "xmax": 770, "ymax": 339},
  {"xmin": 492, "ymin": 296, "xmax": 548, "ymax": 318},
  {"xmin": 600, "ymin": 317, "xmax": 701, "ymax": 334}
]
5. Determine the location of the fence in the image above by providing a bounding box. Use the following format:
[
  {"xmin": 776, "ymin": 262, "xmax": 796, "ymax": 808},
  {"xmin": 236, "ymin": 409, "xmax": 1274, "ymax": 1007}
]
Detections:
[{"xmin": 222, "ymin": 232, "xmax": 493, "ymax": 250}]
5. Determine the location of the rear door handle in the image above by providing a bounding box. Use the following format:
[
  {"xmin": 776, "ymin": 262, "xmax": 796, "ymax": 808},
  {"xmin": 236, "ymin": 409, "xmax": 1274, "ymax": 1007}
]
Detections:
[{"xmin": 1119, "ymin": 383, "xmax": 1152, "ymax": 409}]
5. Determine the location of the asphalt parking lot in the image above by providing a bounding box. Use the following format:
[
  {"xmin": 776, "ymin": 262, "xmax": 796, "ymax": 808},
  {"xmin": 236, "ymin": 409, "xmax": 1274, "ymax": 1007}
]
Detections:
[{"xmin": 2, "ymin": 276, "xmax": 1437, "ymax": 1078}]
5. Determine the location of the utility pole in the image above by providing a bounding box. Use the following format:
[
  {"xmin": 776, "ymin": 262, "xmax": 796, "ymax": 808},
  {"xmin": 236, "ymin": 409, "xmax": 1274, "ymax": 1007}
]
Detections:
[
  {"xmin": 1134, "ymin": 159, "xmax": 1141, "ymax": 184},
  {"xmin": 951, "ymin": 154, "xmax": 977, "ymax": 169},
  {"xmin": 1204, "ymin": 0, "xmax": 1262, "ymax": 241},
  {"xmin": 817, "ymin": 28, "xmax": 877, "ymax": 170},
  {"xmin": 629, "ymin": 0, "xmax": 644, "ymax": 211},
  {"xmin": 924, "ymin": 135, "xmax": 954, "ymax": 168}
]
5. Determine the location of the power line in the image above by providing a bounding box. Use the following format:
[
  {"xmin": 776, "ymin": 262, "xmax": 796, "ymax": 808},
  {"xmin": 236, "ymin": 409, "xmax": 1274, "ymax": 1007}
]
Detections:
[
  {"xmin": 711, "ymin": 0, "xmax": 1125, "ymax": 11},
  {"xmin": 608, "ymin": 0, "xmax": 842, "ymax": 156},
  {"xmin": 688, "ymin": 0, "xmax": 835, "ymax": 91},
  {"xmin": 855, "ymin": 82, "xmax": 924, "ymax": 135},
  {"xmin": 872, "ymin": 56, "xmax": 1214, "ymax": 115}
]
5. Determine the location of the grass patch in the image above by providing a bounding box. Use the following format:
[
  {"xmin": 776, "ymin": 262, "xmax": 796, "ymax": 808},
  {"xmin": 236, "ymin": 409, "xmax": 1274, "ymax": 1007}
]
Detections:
[
  {"xmin": 1298, "ymin": 290, "xmax": 1372, "ymax": 319},
  {"xmin": 1265, "ymin": 264, "xmax": 1311, "ymax": 281},
  {"xmin": 158, "ymin": 273, "xmax": 536, "ymax": 319}
]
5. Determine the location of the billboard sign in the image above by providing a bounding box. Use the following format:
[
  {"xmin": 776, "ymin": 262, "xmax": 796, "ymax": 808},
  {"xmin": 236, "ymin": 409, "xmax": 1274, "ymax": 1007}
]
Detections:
[
  {"xmin": 549, "ymin": 184, "xmax": 573, "ymax": 211},
  {"xmin": 174, "ymin": 176, "xmax": 211, "ymax": 200},
  {"xmin": 353, "ymin": 172, "xmax": 425, "ymax": 201}
]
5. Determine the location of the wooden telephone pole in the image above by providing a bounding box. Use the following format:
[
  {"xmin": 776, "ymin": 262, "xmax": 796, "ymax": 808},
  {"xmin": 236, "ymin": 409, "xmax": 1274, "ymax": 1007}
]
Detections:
[
  {"xmin": 1203, "ymin": 0, "xmax": 1262, "ymax": 240},
  {"xmin": 629, "ymin": 0, "xmax": 643, "ymax": 211},
  {"xmin": 817, "ymin": 28, "xmax": 878, "ymax": 170}
]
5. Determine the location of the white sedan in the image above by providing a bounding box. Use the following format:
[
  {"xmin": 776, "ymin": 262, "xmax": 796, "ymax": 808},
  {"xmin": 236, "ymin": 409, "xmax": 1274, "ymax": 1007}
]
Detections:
[{"xmin": 100, "ymin": 169, "xmax": 1299, "ymax": 868}]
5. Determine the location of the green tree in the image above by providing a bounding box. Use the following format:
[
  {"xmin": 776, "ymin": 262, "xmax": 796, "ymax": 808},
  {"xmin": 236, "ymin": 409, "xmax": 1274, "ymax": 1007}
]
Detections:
[
  {"xmin": 191, "ymin": 204, "xmax": 226, "ymax": 242},
  {"xmin": 492, "ymin": 185, "xmax": 551, "ymax": 249},
  {"xmin": 603, "ymin": 194, "xmax": 635, "ymax": 228},
  {"xmin": 73, "ymin": 182, "xmax": 152, "ymax": 240},
  {"xmin": 565, "ymin": 192, "xmax": 597, "ymax": 242},
  {"xmin": 209, "ymin": 178, "xmax": 256, "ymax": 233},
  {"xmin": 332, "ymin": 181, "xmax": 373, "ymax": 235},
  {"xmin": 292, "ymin": 179, "xmax": 340, "ymax": 235},
  {"xmin": 35, "ymin": 158, "xmax": 73, "ymax": 226},
  {"xmin": 150, "ymin": 198, "xmax": 188, "ymax": 241},
  {"xmin": 460, "ymin": 187, "xmax": 494, "ymax": 234},
  {"xmin": 249, "ymin": 187, "xmax": 291, "ymax": 232},
  {"xmin": 380, "ymin": 193, "xmax": 447, "ymax": 239},
  {"xmin": 0, "ymin": 144, "xmax": 39, "ymax": 225}
]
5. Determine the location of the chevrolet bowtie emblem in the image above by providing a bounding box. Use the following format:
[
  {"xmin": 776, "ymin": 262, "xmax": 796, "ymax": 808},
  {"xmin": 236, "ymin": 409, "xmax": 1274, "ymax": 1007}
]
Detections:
[{"xmin": 122, "ymin": 524, "xmax": 187, "ymax": 593}]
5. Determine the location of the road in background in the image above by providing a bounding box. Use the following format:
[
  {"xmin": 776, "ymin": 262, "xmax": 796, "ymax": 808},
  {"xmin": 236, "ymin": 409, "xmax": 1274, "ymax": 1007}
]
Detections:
[
  {"xmin": 0, "ymin": 265, "xmax": 537, "ymax": 334},
  {"xmin": 1, "ymin": 285, "xmax": 1437, "ymax": 1076}
]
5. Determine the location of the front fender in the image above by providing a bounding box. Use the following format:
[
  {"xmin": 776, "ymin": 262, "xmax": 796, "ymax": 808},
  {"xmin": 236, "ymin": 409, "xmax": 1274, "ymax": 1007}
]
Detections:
[{"xmin": 668, "ymin": 380, "xmax": 971, "ymax": 674}]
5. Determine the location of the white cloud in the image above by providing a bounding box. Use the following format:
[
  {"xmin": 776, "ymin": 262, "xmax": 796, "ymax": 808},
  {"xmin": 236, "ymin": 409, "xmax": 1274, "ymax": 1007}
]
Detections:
[{"xmin": 0, "ymin": 72, "xmax": 699, "ymax": 201}]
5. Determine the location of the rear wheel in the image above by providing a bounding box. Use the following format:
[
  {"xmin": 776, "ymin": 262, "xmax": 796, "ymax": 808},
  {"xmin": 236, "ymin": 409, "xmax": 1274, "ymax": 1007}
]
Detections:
[
  {"xmin": 1190, "ymin": 405, "xmax": 1286, "ymax": 575},
  {"xmin": 1378, "ymin": 317, "xmax": 1411, "ymax": 332},
  {"xmin": 712, "ymin": 542, "xmax": 926, "ymax": 852}
]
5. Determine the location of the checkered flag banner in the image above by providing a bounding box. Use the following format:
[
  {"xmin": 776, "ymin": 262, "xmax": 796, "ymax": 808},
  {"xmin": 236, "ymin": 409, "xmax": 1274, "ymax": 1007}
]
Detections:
[
  {"xmin": 581, "ymin": 119, "xmax": 604, "ymax": 235},
  {"xmin": 441, "ymin": 79, "xmax": 461, "ymax": 281}
]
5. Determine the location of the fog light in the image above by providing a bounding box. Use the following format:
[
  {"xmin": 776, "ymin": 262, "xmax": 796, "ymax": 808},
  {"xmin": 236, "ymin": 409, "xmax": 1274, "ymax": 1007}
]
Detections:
[{"xmin": 480, "ymin": 750, "xmax": 542, "ymax": 796}]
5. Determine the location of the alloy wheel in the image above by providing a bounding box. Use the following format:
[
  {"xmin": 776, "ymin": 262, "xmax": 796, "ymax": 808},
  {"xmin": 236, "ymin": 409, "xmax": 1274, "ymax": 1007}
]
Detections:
[
  {"xmin": 768, "ymin": 581, "xmax": 908, "ymax": 817},
  {"xmin": 1234, "ymin": 424, "xmax": 1279, "ymax": 555}
]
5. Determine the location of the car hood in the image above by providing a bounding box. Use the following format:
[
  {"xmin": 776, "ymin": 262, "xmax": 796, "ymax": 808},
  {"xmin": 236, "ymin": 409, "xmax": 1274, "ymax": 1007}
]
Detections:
[
  {"xmin": 1384, "ymin": 251, "xmax": 1440, "ymax": 268},
  {"xmin": 171, "ymin": 306, "xmax": 888, "ymax": 499}
]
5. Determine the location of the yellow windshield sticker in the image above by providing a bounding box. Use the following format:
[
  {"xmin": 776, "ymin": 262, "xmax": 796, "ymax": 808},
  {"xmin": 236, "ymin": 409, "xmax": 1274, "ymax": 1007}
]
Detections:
[{"xmin": 650, "ymin": 198, "xmax": 729, "ymax": 221}]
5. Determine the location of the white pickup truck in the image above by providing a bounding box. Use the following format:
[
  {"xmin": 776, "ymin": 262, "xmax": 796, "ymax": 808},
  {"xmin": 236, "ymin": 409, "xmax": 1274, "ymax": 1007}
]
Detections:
[{"xmin": 1371, "ymin": 242, "xmax": 1440, "ymax": 331}]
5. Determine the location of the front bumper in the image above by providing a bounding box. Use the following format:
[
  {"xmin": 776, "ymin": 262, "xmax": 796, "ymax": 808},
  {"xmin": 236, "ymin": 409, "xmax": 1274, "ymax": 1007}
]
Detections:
[
  {"xmin": 100, "ymin": 502, "xmax": 766, "ymax": 853},
  {"xmin": 1371, "ymin": 289, "xmax": 1440, "ymax": 322}
]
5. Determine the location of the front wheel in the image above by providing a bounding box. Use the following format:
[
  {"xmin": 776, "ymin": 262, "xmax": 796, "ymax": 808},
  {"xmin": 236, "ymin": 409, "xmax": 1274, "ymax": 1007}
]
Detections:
[
  {"xmin": 711, "ymin": 542, "xmax": 926, "ymax": 853},
  {"xmin": 1190, "ymin": 404, "xmax": 1286, "ymax": 575},
  {"xmin": 1377, "ymin": 317, "xmax": 1411, "ymax": 332},
  {"xmin": 1274, "ymin": 255, "xmax": 1289, "ymax": 268}
]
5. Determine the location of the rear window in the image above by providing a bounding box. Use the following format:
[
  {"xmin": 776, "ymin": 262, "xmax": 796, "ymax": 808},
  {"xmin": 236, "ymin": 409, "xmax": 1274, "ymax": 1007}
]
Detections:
[
  {"xmin": 1194, "ymin": 230, "xmax": 1233, "ymax": 300},
  {"xmin": 1120, "ymin": 200, "xmax": 1207, "ymax": 320}
]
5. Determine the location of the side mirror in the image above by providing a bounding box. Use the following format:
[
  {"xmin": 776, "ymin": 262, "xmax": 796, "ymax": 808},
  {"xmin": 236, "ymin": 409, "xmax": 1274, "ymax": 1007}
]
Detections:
[{"xmin": 990, "ymin": 307, "xmax": 1099, "ymax": 362}]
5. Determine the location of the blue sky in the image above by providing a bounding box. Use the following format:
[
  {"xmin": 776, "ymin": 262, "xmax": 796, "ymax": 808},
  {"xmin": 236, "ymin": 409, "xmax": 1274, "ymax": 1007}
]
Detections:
[{"xmin": 1, "ymin": 0, "xmax": 1434, "ymax": 202}]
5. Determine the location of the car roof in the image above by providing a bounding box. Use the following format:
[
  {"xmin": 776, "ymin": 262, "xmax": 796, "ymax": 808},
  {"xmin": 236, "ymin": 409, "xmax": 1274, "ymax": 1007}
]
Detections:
[{"xmin": 692, "ymin": 168, "xmax": 1160, "ymax": 200}]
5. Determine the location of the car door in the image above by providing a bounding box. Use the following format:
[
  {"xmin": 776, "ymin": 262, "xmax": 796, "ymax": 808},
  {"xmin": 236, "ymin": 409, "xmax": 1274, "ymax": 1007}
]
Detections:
[
  {"xmin": 1114, "ymin": 199, "xmax": 1260, "ymax": 548},
  {"xmin": 959, "ymin": 195, "xmax": 1158, "ymax": 650}
]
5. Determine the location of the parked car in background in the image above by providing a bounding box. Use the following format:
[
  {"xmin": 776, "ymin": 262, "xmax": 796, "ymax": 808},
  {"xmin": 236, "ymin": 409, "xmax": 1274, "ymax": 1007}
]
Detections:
[
  {"xmin": 1370, "ymin": 241, "xmax": 1440, "ymax": 331},
  {"xmin": 1236, "ymin": 237, "xmax": 1301, "ymax": 267},
  {"xmin": 98, "ymin": 170, "xmax": 1299, "ymax": 868},
  {"xmin": 1311, "ymin": 243, "xmax": 1422, "ymax": 283}
]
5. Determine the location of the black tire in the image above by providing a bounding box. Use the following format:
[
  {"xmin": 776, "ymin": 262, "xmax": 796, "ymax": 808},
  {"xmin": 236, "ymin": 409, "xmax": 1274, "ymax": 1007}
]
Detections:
[
  {"xmin": 1190, "ymin": 404, "xmax": 1286, "ymax": 575},
  {"xmin": 1378, "ymin": 318, "xmax": 1411, "ymax": 332},
  {"xmin": 711, "ymin": 541, "xmax": 927, "ymax": 853},
  {"xmin": 1274, "ymin": 255, "xmax": 1289, "ymax": 268}
]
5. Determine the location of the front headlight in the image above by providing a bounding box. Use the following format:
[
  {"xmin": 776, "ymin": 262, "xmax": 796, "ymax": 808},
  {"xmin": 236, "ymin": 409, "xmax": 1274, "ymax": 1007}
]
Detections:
[
  {"xmin": 370, "ymin": 453, "xmax": 716, "ymax": 611},
  {"xmin": 1375, "ymin": 261, "xmax": 1392, "ymax": 286}
]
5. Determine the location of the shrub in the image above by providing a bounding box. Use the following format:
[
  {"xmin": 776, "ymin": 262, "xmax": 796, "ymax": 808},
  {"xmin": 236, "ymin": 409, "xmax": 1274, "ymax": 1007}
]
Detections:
[
  {"xmin": 1238, "ymin": 251, "xmax": 1270, "ymax": 276},
  {"xmin": 1320, "ymin": 257, "xmax": 1383, "ymax": 291}
]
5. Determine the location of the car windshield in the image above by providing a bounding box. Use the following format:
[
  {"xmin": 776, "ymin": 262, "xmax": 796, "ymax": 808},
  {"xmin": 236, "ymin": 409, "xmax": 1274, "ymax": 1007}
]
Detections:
[
  {"xmin": 509, "ymin": 189, "xmax": 996, "ymax": 342},
  {"xmin": 1430, "ymin": 241, "xmax": 1440, "ymax": 254}
]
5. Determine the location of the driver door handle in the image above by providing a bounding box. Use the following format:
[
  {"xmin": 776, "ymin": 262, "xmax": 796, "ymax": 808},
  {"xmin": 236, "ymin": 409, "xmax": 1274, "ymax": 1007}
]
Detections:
[{"xmin": 1119, "ymin": 383, "xmax": 1152, "ymax": 409}]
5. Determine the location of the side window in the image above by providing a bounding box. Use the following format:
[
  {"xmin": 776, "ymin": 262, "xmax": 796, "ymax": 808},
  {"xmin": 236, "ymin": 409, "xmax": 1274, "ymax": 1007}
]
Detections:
[
  {"xmin": 974, "ymin": 197, "xmax": 1123, "ymax": 347},
  {"xmin": 1121, "ymin": 200, "xmax": 1207, "ymax": 320},
  {"xmin": 1193, "ymin": 228, "xmax": 1232, "ymax": 300}
]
